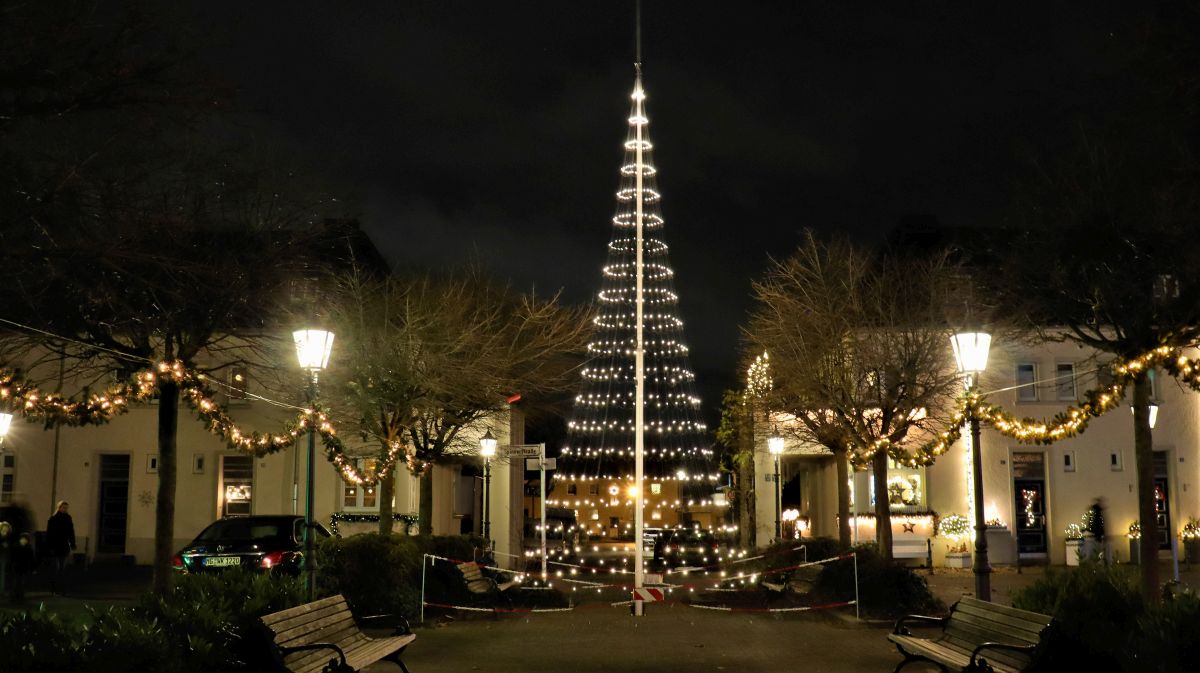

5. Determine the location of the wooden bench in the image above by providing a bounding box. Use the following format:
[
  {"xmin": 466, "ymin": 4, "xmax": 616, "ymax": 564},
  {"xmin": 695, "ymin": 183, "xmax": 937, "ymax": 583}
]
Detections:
[
  {"xmin": 889, "ymin": 596, "xmax": 1052, "ymax": 673},
  {"xmin": 457, "ymin": 561, "xmax": 518, "ymax": 594},
  {"xmin": 261, "ymin": 594, "xmax": 415, "ymax": 673},
  {"xmin": 893, "ymin": 537, "xmax": 933, "ymax": 566}
]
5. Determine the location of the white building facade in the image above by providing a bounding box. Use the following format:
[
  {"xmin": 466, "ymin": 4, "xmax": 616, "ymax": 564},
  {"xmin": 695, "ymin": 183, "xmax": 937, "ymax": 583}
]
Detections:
[{"xmin": 756, "ymin": 340, "xmax": 1199, "ymax": 566}]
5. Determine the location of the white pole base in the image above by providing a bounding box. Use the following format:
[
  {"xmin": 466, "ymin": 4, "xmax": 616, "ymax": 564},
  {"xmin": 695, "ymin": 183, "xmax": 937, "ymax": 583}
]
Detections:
[{"xmin": 632, "ymin": 599, "xmax": 645, "ymax": 616}]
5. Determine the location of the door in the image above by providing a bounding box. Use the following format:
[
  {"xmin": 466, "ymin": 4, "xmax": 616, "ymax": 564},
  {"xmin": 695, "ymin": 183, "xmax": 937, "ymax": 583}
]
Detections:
[
  {"xmin": 1012, "ymin": 452, "xmax": 1048, "ymax": 555},
  {"xmin": 1154, "ymin": 452, "xmax": 1171, "ymax": 550},
  {"xmin": 97, "ymin": 455, "xmax": 130, "ymax": 554}
]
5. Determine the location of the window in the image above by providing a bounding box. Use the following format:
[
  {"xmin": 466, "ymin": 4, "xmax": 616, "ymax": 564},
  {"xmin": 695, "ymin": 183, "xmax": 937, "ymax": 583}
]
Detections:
[
  {"xmin": 1, "ymin": 452, "xmax": 14, "ymax": 503},
  {"xmin": 1063, "ymin": 450, "xmax": 1076, "ymax": 472},
  {"xmin": 650, "ymin": 482, "xmax": 662, "ymax": 495},
  {"xmin": 588, "ymin": 483, "xmax": 599, "ymax": 496},
  {"xmin": 1016, "ymin": 363, "xmax": 1038, "ymax": 402},
  {"xmin": 1148, "ymin": 369, "xmax": 1159, "ymax": 400},
  {"xmin": 567, "ymin": 484, "xmax": 577, "ymax": 495},
  {"xmin": 228, "ymin": 366, "xmax": 250, "ymax": 402},
  {"xmin": 1055, "ymin": 363, "xmax": 1076, "ymax": 400},
  {"xmin": 220, "ymin": 455, "xmax": 254, "ymax": 517},
  {"xmin": 869, "ymin": 459, "xmax": 925, "ymax": 510},
  {"xmin": 342, "ymin": 458, "xmax": 380, "ymax": 510},
  {"xmin": 1111, "ymin": 450, "xmax": 1124, "ymax": 472}
]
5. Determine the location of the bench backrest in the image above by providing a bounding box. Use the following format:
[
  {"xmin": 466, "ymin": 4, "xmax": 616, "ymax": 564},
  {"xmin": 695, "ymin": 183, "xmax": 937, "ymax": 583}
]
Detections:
[
  {"xmin": 262, "ymin": 595, "xmax": 359, "ymax": 673},
  {"xmin": 943, "ymin": 597, "xmax": 1052, "ymax": 670},
  {"xmin": 457, "ymin": 562, "xmax": 493, "ymax": 594}
]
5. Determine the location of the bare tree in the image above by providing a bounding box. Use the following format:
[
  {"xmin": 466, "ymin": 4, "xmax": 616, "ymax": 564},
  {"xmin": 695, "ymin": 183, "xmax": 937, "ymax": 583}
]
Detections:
[
  {"xmin": 321, "ymin": 266, "xmax": 591, "ymax": 535},
  {"xmin": 0, "ymin": 152, "xmax": 330, "ymax": 595},
  {"xmin": 745, "ymin": 231, "xmax": 964, "ymax": 559}
]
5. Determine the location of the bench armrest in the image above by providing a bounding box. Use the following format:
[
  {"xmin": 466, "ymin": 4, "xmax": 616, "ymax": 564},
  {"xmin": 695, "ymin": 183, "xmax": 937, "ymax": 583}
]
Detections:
[
  {"xmin": 970, "ymin": 640, "xmax": 1035, "ymax": 665},
  {"xmin": 278, "ymin": 642, "xmax": 349, "ymax": 672},
  {"xmin": 359, "ymin": 612, "xmax": 413, "ymax": 635},
  {"xmin": 892, "ymin": 614, "xmax": 948, "ymax": 635}
]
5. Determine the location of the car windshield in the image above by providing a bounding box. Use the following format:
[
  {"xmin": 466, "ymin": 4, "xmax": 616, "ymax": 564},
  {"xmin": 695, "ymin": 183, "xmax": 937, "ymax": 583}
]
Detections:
[{"xmin": 196, "ymin": 519, "xmax": 293, "ymax": 542}]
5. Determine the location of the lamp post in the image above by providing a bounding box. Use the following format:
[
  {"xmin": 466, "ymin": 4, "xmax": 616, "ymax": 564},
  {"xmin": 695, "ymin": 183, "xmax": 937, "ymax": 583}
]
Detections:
[
  {"xmin": 294, "ymin": 328, "xmax": 334, "ymax": 601},
  {"xmin": 951, "ymin": 331, "xmax": 992, "ymax": 602},
  {"xmin": 768, "ymin": 427, "xmax": 784, "ymax": 541},
  {"xmin": 479, "ymin": 428, "xmax": 497, "ymax": 545}
]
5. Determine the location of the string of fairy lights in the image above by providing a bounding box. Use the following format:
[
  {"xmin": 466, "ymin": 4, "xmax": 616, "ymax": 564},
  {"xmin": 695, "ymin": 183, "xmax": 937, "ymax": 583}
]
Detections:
[
  {"xmin": 752, "ymin": 345, "xmax": 1199, "ymax": 469},
  {"xmin": 0, "ymin": 359, "xmax": 402, "ymax": 488},
  {"xmin": 561, "ymin": 75, "xmax": 710, "ymax": 488}
]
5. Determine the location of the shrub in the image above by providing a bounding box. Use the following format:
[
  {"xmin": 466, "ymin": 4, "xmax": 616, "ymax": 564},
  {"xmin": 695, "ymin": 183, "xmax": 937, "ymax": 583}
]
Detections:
[
  {"xmin": 812, "ymin": 543, "xmax": 942, "ymax": 619},
  {"xmin": 318, "ymin": 533, "xmax": 490, "ymax": 622},
  {"xmin": 0, "ymin": 607, "xmax": 84, "ymax": 673},
  {"xmin": 0, "ymin": 569, "xmax": 304, "ymax": 673},
  {"xmin": 1014, "ymin": 561, "xmax": 1200, "ymax": 671}
]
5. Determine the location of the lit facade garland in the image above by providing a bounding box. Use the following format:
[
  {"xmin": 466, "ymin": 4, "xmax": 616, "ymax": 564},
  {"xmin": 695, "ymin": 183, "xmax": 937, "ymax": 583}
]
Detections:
[
  {"xmin": 854, "ymin": 345, "xmax": 1195, "ymax": 469},
  {"xmin": 0, "ymin": 360, "xmax": 404, "ymax": 488}
]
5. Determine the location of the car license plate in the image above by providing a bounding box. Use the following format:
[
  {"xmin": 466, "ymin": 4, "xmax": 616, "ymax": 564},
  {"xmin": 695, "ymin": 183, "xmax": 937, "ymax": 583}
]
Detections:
[{"xmin": 205, "ymin": 556, "xmax": 241, "ymax": 567}]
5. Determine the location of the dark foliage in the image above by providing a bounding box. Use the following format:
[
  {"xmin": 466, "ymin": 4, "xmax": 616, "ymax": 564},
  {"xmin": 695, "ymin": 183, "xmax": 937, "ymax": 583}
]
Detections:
[
  {"xmin": 1015, "ymin": 561, "xmax": 1200, "ymax": 672},
  {"xmin": 812, "ymin": 543, "xmax": 942, "ymax": 619}
]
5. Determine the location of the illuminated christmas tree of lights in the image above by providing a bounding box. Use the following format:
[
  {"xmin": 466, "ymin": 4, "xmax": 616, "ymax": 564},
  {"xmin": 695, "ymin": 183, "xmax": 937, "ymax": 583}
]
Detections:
[{"xmin": 559, "ymin": 70, "xmax": 713, "ymax": 503}]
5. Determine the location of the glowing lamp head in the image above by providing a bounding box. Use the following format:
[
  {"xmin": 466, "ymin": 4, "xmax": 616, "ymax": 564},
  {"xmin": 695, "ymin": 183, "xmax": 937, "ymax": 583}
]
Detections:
[
  {"xmin": 950, "ymin": 331, "xmax": 991, "ymax": 375},
  {"xmin": 0, "ymin": 412, "xmax": 12, "ymax": 440},
  {"xmin": 479, "ymin": 428, "xmax": 497, "ymax": 458},
  {"xmin": 1130, "ymin": 402, "xmax": 1159, "ymax": 429},
  {"xmin": 768, "ymin": 426, "xmax": 784, "ymax": 455},
  {"xmin": 627, "ymin": 485, "xmax": 639, "ymax": 498},
  {"xmin": 293, "ymin": 329, "xmax": 334, "ymax": 371}
]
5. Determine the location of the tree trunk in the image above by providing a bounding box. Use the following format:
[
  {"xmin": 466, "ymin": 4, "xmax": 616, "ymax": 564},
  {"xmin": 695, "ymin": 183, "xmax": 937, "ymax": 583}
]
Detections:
[
  {"xmin": 378, "ymin": 466, "xmax": 395, "ymax": 535},
  {"xmin": 1133, "ymin": 376, "xmax": 1159, "ymax": 603},
  {"xmin": 419, "ymin": 468, "xmax": 434, "ymax": 535},
  {"xmin": 872, "ymin": 450, "xmax": 892, "ymax": 561},
  {"xmin": 152, "ymin": 380, "xmax": 179, "ymax": 596},
  {"xmin": 737, "ymin": 415, "xmax": 756, "ymax": 549},
  {"xmin": 834, "ymin": 445, "xmax": 852, "ymax": 549}
]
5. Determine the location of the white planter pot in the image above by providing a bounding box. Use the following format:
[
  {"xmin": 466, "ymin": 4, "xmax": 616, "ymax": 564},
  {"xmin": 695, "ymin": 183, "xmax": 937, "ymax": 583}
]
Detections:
[
  {"xmin": 1065, "ymin": 539, "xmax": 1083, "ymax": 566},
  {"xmin": 944, "ymin": 551, "xmax": 971, "ymax": 568}
]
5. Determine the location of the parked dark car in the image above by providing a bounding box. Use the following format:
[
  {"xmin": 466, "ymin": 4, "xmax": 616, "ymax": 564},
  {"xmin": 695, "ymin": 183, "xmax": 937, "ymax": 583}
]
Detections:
[{"xmin": 172, "ymin": 515, "xmax": 329, "ymax": 575}]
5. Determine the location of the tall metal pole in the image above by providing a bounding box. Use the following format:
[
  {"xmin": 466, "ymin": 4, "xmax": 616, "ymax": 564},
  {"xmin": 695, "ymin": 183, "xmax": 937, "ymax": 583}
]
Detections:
[
  {"xmin": 632, "ymin": 66, "xmax": 646, "ymax": 617},
  {"xmin": 305, "ymin": 373, "xmax": 318, "ymax": 601},
  {"xmin": 774, "ymin": 455, "xmax": 782, "ymax": 540},
  {"xmin": 969, "ymin": 393, "xmax": 991, "ymax": 601},
  {"xmin": 540, "ymin": 444, "xmax": 548, "ymax": 581},
  {"xmin": 483, "ymin": 457, "xmax": 491, "ymax": 543}
]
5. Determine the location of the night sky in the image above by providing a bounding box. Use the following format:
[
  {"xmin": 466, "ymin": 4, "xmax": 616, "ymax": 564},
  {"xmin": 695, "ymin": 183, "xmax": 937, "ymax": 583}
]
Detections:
[{"xmin": 174, "ymin": 1, "xmax": 1146, "ymax": 426}]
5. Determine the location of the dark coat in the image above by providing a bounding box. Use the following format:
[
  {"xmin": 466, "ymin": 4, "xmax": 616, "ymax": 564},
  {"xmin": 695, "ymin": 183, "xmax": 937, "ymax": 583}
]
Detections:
[{"xmin": 46, "ymin": 511, "xmax": 76, "ymax": 557}]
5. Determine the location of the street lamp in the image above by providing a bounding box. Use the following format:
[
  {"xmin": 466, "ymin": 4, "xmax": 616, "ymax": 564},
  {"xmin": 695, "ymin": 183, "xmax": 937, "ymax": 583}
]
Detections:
[
  {"xmin": 479, "ymin": 428, "xmax": 497, "ymax": 544},
  {"xmin": 0, "ymin": 411, "xmax": 12, "ymax": 446},
  {"xmin": 1130, "ymin": 402, "xmax": 1159, "ymax": 429},
  {"xmin": 294, "ymin": 328, "xmax": 334, "ymax": 601},
  {"xmin": 950, "ymin": 330, "xmax": 992, "ymax": 602},
  {"xmin": 768, "ymin": 427, "xmax": 784, "ymax": 541}
]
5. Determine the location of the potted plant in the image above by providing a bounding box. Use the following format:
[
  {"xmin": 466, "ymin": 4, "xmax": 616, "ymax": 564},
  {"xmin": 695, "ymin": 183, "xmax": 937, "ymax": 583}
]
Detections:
[
  {"xmin": 938, "ymin": 514, "xmax": 971, "ymax": 568},
  {"xmin": 1127, "ymin": 521, "xmax": 1141, "ymax": 565},
  {"xmin": 1064, "ymin": 523, "xmax": 1085, "ymax": 566},
  {"xmin": 1181, "ymin": 518, "xmax": 1200, "ymax": 564}
]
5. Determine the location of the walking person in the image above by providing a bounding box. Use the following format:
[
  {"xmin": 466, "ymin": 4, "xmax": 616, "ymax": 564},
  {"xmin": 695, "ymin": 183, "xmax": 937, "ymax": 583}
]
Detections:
[
  {"xmin": 46, "ymin": 500, "xmax": 76, "ymax": 595},
  {"xmin": 1, "ymin": 495, "xmax": 35, "ymax": 602}
]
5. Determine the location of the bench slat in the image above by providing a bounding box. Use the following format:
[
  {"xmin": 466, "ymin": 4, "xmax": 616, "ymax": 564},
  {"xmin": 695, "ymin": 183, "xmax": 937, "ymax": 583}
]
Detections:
[
  {"xmin": 956, "ymin": 597, "xmax": 1052, "ymax": 626},
  {"xmin": 274, "ymin": 610, "xmax": 357, "ymax": 645},
  {"xmin": 263, "ymin": 595, "xmax": 347, "ymax": 625},
  {"xmin": 285, "ymin": 629, "xmax": 364, "ymax": 672},
  {"xmin": 946, "ymin": 613, "xmax": 1042, "ymax": 645},
  {"xmin": 345, "ymin": 634, "xmax": 415, "ymax": 669},
  {"xmin": 269, "ymin": 601, "xmax": 354, "ymax": 636},
  {"xmin": 954, "ymin": 600, "xmax": 1052, "ymax": 634}
]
